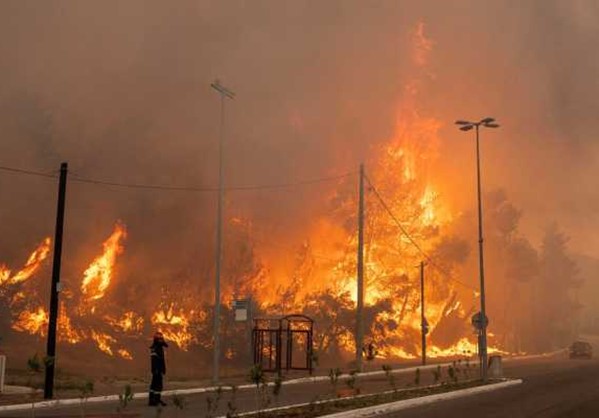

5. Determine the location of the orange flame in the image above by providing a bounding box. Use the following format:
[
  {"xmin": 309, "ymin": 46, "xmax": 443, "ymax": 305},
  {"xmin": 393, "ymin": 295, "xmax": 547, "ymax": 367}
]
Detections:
[
  {"xmin": 12, "ymin": 307, "xmax": 48, "ymax": 336},
  {"xmin": 0, "ymin": 238, "xmax": 51, "ymax": 285},
  {"xmin": 91, "ymin": 331, "xmax": 116, "ymax": 356},
  {"xmin": 151, "ymin": 306, "xmax": 195, "ymax": 350},
  {"xmin": 118, "ymin": 349, "xmax": 133, "ymax": 360},
  {"xmin": 105, "ymin": 311, "xmax": 144, "ymax": 333},
  {"xmin": 81, "ymin": 223, "xmax": 127, "ymax": 302},
  {"xmin": 3, "ymin": 22, "xmax": 508, "ymax": 363}
]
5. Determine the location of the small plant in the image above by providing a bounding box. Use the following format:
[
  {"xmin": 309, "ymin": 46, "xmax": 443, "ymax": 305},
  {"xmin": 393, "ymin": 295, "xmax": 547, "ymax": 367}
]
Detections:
[
  {"xmin": 328, "ymin": 368, "xmax": 342, "ymax": 395},
  {"xmin": 464, "ymin": 358, "xmax": 471, "ymax": 379},
  {"xmin": 272, "ymin": 374, "xmax": 283, "ymax": 405},
  {"xmin": 226, "ymin": 385, "xmax": 238, "ymax": 418},
  {"xmin": 414, "ymin": 367, "xmax": 421, "ymax": 386},
  {"xmin": 311, "ymin": 350, "xmax": 320, "ymax": 368},
  {"xmin": 26, "ymin": 353, "xmax": 42, "ymax": 390},
  {"xmin": 259, "ymin": 381, "xmax": 272, "ymax": 412},
  {"xmin": 346, "ymin": 370, "xmax": 360, "ymax": 394},
  {"xmin": 250, "ymin": 364, "xmax": 265, "ymax": 387},
  {"xmin": 206, "ymin": 386, "xmax": 224, "ymax": 418},
  {"xmin": 43, "ymin": 356, "xmax": 55, "ymax": 370},
  {"xmin": 382, "ymin": 364, "xmax": 396, "ymax": 391},
  {"xmin": 27, "ymin": 353, "xmax": 42, "ymax": 374},
  {"xmin": 78, "ymin": 380, "xmax": 94, "ymax": 418},
  {"xmin": 249, "ymin": 365, "xmax": 269, "ymax": 415},
  {"xmin": 172, "ymin": 393, "xmax": 186, "ymax": 418},
  {"xmin": 432, "ymin": 365, "xmax": 442, "ymax": 384},
  {"xmin": 454, "ymin": 360, "xmax": 462, "ymax": 380},
  {"xmin": 117, "ymin": 384, "xmax": 134, "ymax": 416},
  {"xmin": 448, "ymin": 365, "xmax": 458, "ymax": 383}
]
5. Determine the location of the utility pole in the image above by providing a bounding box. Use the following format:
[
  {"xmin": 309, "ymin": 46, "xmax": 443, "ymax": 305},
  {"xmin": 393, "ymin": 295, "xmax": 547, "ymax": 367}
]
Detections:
[
  {"xmin": 420, "ymin": 261, "xmax": 427, "ymax": 366},
  {"xmin": 356, "ymin": 163, "xmax": 365, "ymax": 371},
  {"xmin": 210, "ymin": 79, "xmax": 235, "ymax": 384},
  {"xmin": 44, "ymin": 162, "xmax": 68, "ymax": 399}
]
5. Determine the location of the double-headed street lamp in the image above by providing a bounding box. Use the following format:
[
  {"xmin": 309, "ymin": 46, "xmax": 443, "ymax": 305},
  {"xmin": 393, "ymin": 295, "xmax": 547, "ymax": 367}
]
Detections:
[
  {"xmin": 455, "ymin": 117, "xmax": 499, "ymax": 382},
  {"xmin": 211, "ymin": 79, "xmax": 235, "ymax": 384}
]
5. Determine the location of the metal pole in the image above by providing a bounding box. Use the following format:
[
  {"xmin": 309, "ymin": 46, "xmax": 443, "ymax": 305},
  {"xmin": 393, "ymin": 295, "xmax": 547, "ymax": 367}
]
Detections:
[
  {"xmin": 475, "ymin": 125, "xmax": 488, "ymax": 382},
  {"xmin": 44, "ymin": 162, "xmax": 68, "ymax": 399},
  {"xmin": 356, "ymin": 163, "xmax": 365, "ymax": 371},
  {"xmin": 210, "ymin": 80, "xmax": 234, "ymax": 384},
  {"xmin": 248, "ymin": 297, "xmax": 253, "ymax": 368},
  {"xmin": 420, "ymin": 261, "xmax": 426, "ymax": 366},
  {"xmin": 212, "ymin": 92, "xmax": 225, "ymax": 384}
]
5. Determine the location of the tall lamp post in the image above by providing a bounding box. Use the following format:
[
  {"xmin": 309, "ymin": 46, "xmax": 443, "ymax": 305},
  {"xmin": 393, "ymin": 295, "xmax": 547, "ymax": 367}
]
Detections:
[
  {"xmin": 211, "ymin": 79, "xmax": 235, "ymax": 384},
  {"xmin": 455, "ymin": 117, "xmax": 499, "ymax": 382}
]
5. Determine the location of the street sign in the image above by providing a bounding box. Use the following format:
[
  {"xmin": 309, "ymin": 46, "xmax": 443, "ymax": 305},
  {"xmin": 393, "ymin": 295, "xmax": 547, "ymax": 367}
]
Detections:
[
  {"xmin": 232, "ymin": 299, "xmax": 249, "ymax": 309},
  {"xmin": 233, "ymin": 299, "xmax": 250, "ymax": 322},
  {"xmin": 421, "ymin": 317, "xmax": 430, "ymax": 335},
  {"xmin": 471, "ymin": 312, "xmax": 489, "ymax": 331},
  {"xmin": 235, "ymin": 309, "xmax": 248, "ymax": 321}
]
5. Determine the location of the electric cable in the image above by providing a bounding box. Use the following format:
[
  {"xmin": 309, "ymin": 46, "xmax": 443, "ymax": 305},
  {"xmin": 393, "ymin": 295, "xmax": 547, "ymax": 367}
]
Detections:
[
  {"xmin": 364, "ymin": 173, "xmax": 477, "ymax": 292},
  {"xmin": 0, "ymin": 162, "xmax": 356, "ymax": 192}
]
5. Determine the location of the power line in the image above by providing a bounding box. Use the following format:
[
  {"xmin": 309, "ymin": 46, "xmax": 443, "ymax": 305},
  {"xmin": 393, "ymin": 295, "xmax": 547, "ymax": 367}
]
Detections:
[
  {"xmin": 364, "ymin": 174, "xmax": 477, "ymax": 292},
  {"xmin": 0, "ymin": 165, "xmax": 57, "ymax": 179},
  {"xmin": 0, "ymin": 162, "xmax": 356, "ymax": 193},
  {"xmin": 70, "ymin": 171, "xmax": 356, "ymax": 192}
]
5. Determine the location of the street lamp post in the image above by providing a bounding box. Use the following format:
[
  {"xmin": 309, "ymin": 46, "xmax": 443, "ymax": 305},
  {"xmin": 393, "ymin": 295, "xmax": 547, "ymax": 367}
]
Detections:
[
  {"xmin": 455, "ymin": 117, "xmax": 499, "ymax": 382},
  {"xmin": 210, "ymin": 79, "xmax": 235, "ymax": 384}
]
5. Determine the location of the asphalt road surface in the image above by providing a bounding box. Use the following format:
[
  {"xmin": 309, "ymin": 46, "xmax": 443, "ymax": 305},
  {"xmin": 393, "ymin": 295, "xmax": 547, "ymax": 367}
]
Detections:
[
  {"xmin": 1, "ymin": 355, "xmax": 598, "ymax": 417},
  {"xmin": 383, "ymin": 357, "xmax": 599, "ymax": 418}
]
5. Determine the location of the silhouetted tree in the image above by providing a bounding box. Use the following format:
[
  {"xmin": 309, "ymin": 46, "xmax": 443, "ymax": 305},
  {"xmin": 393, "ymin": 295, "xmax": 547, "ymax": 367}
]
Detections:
[{"xmin": 533, "ymin": 224, "xmax": 581, "ymax": 351}]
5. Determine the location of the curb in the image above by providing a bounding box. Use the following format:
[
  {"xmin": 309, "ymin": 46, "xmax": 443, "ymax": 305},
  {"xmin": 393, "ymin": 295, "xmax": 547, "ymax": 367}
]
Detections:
[
  {"xmin": 0, "ymin": 362, "xmax": 458, "ymax": 413},
  {"xmin": 215, "ymin": 379, "xmax": 485, "ymax": 418},
  {"xmin": 319, "ymin": 379, "xmax": 523, "ymax": 417}
]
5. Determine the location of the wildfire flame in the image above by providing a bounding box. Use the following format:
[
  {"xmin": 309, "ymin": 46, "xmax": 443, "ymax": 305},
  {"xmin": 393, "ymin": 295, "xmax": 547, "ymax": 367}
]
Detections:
[
  {"xmin": 91, "ymin": 331, "xmax": 117, "ymax": 356},
  {"xmin": 151, "ymin": 306, "xmax": 195, "ymax": 350},
  {"xmin": 105, "ymin": 311, "xmax": 144, "ymax": 333},
  {"xmin": 12, "ymin": 307, "xmax": 48, "ymax": 336},
  {"xmin": 2, "ymin": 22, "xmax": 505, "ymax": 364},
  {"xmin": 0, "ymin": 238, "xmax": 51, "ymax": 286},
  {"xmin": 81, "ymin": 223, "xmax": 127, "ymax": 302}
]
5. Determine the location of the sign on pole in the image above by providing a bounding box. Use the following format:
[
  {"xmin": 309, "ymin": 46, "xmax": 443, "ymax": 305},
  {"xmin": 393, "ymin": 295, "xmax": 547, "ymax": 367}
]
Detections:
[
  {"xmin": 421, "ymin": 317, "xmax": 429, "ymax": 335},
  {"xmin": 471, "ymin": 311, "xmax": 489, "ymax": 331},
  {"xmin": 233, "ymin": 299, "xmax": 250, "ymax": 322}
]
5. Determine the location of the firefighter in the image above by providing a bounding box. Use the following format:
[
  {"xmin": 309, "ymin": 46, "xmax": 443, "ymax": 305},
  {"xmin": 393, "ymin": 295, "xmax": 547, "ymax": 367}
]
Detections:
[
  {"xmin": 148, "ymin": 331, "xmax": 168, "ymax": 407},
  {"xmin": 364, "ymin": 341, "xmax": 377, "ymax": 361}
]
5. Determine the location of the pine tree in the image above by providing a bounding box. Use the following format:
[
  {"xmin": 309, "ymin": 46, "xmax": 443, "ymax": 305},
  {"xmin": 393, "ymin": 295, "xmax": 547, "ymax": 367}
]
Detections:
[{"xmin": 535, "ymin": 224, "xmax": 581, "ymax": 351}]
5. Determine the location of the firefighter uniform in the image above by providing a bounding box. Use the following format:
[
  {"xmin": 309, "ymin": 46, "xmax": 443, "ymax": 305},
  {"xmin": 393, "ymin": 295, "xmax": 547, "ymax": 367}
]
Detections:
[{"xmin": 149, "ymin": 333, "xmax": 168, "ymax": 406}]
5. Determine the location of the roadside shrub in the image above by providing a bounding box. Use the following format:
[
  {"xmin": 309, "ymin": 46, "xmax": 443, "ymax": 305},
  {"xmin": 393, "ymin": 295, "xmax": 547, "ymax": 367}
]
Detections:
[
  {"xmin": 382, "ymin": 364, "xmax": 396, "ymax": 391},
  {"xmin": 432, "ymin": 365, "xmax": 442, "ymax": 384},
  {"xmin": 117, "ymin": 384, "xmax": 134, "ymax": 416},
  {"xmin": 328, "ymin": 368, "xmax": 342, "ymax": 395},
  {"xmin": 226, "ymin": 385, "xmax": 238, "ymax": 418}
]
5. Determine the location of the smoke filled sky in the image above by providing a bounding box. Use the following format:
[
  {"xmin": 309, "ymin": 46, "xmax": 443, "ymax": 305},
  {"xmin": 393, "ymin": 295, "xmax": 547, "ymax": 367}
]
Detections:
[{"xmin": 1, "ymin": 0, "xmax": 598, "ymax": 272}]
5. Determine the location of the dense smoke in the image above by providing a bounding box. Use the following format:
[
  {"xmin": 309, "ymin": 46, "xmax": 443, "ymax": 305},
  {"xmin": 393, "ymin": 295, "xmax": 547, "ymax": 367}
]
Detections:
[{"xmin": 1, "ymin": 1, "xmax": 598, "ymax": 375}]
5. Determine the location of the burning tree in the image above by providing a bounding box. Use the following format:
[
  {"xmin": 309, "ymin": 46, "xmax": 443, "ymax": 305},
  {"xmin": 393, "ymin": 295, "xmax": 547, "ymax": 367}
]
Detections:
[{"xmin": 0, "ymin": 21, "xmax": 584, "ymax": 375}]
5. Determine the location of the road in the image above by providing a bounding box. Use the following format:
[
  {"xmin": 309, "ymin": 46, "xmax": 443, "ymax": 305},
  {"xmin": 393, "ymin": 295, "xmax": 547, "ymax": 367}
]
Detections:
[
  {"xmin": 383, "ymin": 357, "xmax": 599, "ymax": 418},
  {"xmin": 1, "ymin": 355, "xmax": 598, "ymax": 417}
]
